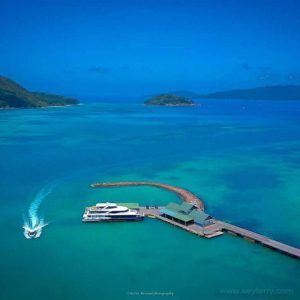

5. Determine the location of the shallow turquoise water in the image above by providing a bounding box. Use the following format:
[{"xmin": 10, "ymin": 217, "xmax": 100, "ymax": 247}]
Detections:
[{"xmin": 0, "ymin": 100, "xmax": 299, "ymax": 299}]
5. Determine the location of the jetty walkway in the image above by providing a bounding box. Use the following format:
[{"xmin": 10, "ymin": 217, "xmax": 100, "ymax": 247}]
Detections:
[
  {"xmin": 91, "ymin": 181, "xmax": 300, "ymax": 259},
  {"xmin": 217, "ymin": 221, "xmax": 300, "ymax": 259}
]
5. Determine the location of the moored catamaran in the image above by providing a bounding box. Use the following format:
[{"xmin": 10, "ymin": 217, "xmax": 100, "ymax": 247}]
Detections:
[{"xmin": 82, "ymin": 202, "xmax": 144, "ymax": 222}]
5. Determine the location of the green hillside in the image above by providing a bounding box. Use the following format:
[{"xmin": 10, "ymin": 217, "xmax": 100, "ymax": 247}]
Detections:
[
  {"xmin": 200, "ymin": 85, "xmax": 300, "ymax": 100},
  {"xmin": 0, "ymin": 76, "xmax": 79, "ymax": 108}
]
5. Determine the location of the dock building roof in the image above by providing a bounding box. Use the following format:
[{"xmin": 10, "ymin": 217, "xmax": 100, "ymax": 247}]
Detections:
[
  {"xmin": 160, "ymin": 202, "xmax": 213, "ymax": 225},
  {"xmin": 160, "ymin": 208, "xmax": 193, "ymax": 222}
]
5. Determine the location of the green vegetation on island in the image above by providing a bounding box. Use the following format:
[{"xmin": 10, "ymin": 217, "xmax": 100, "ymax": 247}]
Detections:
[
  {"xmin": 0, "ymin": 75, "xmax": 79, "ymax": 109},
  {"xmin": 144, "ymin": 94, "xmax": 195, "ymax": 106},
  {"xmin": 199, "ymin": 85, "xmax": 300, "ymax": 100}
]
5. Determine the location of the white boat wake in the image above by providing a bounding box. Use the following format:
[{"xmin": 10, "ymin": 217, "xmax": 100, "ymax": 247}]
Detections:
[
  {"xmin": 22, "ymin": 167, "xmax": 113, "ymax": 239},
  {"xmin": 23, "ymin": 182, "xmax": 57, "ymax": 239}
]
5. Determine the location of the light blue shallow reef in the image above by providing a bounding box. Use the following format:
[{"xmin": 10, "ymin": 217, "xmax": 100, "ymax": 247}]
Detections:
[{"xmin": 0, "ymin": 99, "xmax": 299, "ymax": 300}]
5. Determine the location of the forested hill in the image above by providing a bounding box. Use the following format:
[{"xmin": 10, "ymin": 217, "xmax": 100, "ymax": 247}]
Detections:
[
  {"xmin": 0, "ymin": 76, "xmax": 79, "ymax": 108},
  {"xmin": 200, "ymin": 85, "xmax": 300, "ymax": 100}
]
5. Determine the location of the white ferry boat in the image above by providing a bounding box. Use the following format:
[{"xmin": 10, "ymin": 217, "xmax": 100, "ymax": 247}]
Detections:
[{"xmin": 82, "ymin": 202, "xmax": 144, "ymax": 222}]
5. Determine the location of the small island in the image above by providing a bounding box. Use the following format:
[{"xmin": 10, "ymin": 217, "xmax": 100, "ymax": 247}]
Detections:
[
  {"xmin": 144, "ymin": 94, "xmax": 195, "ymax": 106},
  {"xmin": 0, "ymin": 75, "xmax": 79, "ymax": 109}
]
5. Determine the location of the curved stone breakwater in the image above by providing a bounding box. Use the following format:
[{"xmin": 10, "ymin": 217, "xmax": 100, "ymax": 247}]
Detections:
[{"xmin": 90, "ymin": 181, "xmax": 204, "ymax": 210}]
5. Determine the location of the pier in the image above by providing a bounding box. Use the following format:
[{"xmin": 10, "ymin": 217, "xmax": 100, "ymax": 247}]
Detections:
[
  {"xmin": 139, "ymin": 206, "xmax": 223, "ymax": 238},
  {"xmin": 91, "ymin": 181, "xmax": 300, "ymax": 259},
  {"xmin": 217, "ymin": 221, "xmax": 300, "ymax": 259}
]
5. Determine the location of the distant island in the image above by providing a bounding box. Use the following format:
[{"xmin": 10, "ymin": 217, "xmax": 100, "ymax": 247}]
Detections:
[
  {"xmin": 199, "ymin": 85, "xmax": 300, "ymax": 100},
  {"xmin": 0, "ymin": 75, "xmax": 79, "ymax": 109},
  {"xmin": 167, "ymin": 90, "xmax": 201, "ymax": 98},
  {"xmin": 144, "ymin": 94, "xmax": 195, "ymax": 106}
]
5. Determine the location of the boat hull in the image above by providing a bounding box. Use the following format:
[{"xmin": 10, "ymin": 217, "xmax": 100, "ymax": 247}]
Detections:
[{"xmin": 82, "ymin": 216, "xmax": 144, "ymax": 222}]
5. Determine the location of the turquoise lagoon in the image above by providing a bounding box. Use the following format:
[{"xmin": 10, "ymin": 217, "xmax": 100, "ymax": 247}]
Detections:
[{"xmin": 0, "ymin": 100, "xmax": 299, "ymax": 299}]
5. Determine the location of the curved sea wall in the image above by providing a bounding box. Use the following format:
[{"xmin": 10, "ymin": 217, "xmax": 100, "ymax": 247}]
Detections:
[{"xmin": 90, "ymin": 181, "xmax": 204, "ymax": 210}]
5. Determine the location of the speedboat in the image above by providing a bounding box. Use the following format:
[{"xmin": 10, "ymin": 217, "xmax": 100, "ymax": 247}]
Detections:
[
  {"xmin": 23, "ymin": 220, "xmax": 47, "ymax": 239},
  {"xmin": 83, "ymin": 202, "xmax": 144, "ymax": 222}
]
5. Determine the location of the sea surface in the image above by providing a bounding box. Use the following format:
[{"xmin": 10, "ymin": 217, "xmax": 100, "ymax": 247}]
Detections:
[{"xmin": 0, "ymin": 99, "xmax": 299, "ymax": 300}]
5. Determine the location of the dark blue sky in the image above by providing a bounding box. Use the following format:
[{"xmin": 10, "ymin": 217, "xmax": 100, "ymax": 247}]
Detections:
[{"xmin": 1, "ymin": 0, "xmax": 300, "ymax": 97}]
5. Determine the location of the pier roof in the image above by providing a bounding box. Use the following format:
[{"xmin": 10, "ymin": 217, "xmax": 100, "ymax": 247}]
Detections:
[
  {"xmin": 189, "ymin": 210, "xmax": 212, "ymax": 223},
  {"xmin": 165, "ymin": 202, "xmax": 181, "ymax": 212},
  {"xmin": 161, "ymin": 202, "xmax": 213, "ymax": 224},
  {"xmin": 179, "ymin": 202, "xmax": 196, "ymax": 213},
  {"xmin": 160, "ymin": 208, "xmax": 193, "ymax": 223}
]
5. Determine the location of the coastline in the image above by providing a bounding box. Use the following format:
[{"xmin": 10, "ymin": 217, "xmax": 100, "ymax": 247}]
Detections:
[
  {"xmin": 144, "ymin": 103, "xmax": 197, "ymax": 107},
  {"xmin": 0, "ymin": 103, "xmax": 81, "ymax": 111}
]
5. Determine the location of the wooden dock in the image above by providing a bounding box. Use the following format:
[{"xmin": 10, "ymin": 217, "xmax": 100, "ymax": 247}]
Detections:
[
  {"xmin": 217, "ymin": 221, "xmax": 300, "ymax": 259},
  {"xmin": 139, "ymin": 206, "xmax": 224, "ymax": 238},
  {"xmin": 90, "ymin": 181, "xmax": 300, "ymax": 259}
]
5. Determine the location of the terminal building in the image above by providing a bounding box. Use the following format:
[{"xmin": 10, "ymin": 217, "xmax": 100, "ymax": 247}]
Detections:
[{"xmin": 160, "ymin": 202, "xmax": 213, "ymax": 226}]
